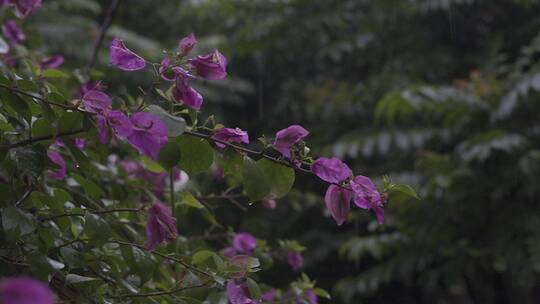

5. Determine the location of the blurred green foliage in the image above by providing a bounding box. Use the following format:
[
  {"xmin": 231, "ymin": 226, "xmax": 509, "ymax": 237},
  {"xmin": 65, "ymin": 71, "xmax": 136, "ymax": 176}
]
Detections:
[{"xmin": 9, "ymin": 0, "xmax": 540, "ymax": 302}]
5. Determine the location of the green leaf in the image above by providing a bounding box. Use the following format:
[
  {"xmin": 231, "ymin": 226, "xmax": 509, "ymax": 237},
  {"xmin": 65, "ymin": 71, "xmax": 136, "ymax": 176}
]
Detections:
[
  {"xmin": 41, "ymin": 69, "xmax": 69, "ymax": 78},
  {"xmin": 257, "ymin": 158, "xmax": 295, "ymax": 198},
  {"xmin": 313, "ymin": 287, "xmax": 331, "ymax": 299},
  {"xmin": 192, "ymin": 250, "xmax": 214, "ymax": 265},
  {"xmin": 0, "ymin": 37, "xmax": 8, "ymax": 54},
  {"xmin": 40, "ymin": 102, "xmax": 57, "ymax": 122},
  {"xmin": 31, "ymin": 118, "xmax": 53, "ymax": 138},
  {"xmin": 121, "ymin": 245, "xmax": 155, "ymax": 283},
  {"xmin": 180, "ymin": 191, "xmax": 204, "ymax": 209},
  {"xmin": 0, "ymin": 88, "xmax": 31, "ymax": 122},
  {"xmin": 66, "ymin": 141, "xmax": 93, "ymax": 173},
  {"xmin": 387, "ymin": 183, "xmax": 420, "ymax": 200},
  {"xmin": 83, "ymin": 214, "xmax": 112, "ymax": 246},
  {"xmin": 37, "ymin": 228, "xmax": 56, "ymax": 250},
  {"xmin": 47, "ymin": 91, "xmax": 66, "ymax": 104},
  {"xmin": 0, "ymin": 113, "xmax": 14, "ymax": 131},
  {"xmin": 141, "ymin": 155, "xmax": 165, "ymax": 173},
  {"xmin": 241, "ymin": 156, "xmax": 270, "ymax": 201},
  {"xmin": 217, "ymin": 149, "xmax": 243, "ymax": 179},
  {"xmin": 158, "ymin": 140, "xmax": 182, "ymax": 169},
  {"xmin": 2, "ymin": 205, "xmax": 36, "ymax": 238},
  {"xmin": 246, "ymin": 257, "xmax": 261, "ymax": 273},
  {"xmin": 10, "ymin": 145, "xmax": 46, "ymax": 180},
  {"xmin": 66, "ymin": 274, "xmax": 99, "ymax": 285},
  {"xmin": 148, "ymin": 104, "xmax": 186, "ymax": 137},
  {"xmin": 246, "ymin": 278, "xmax": 261, "ymax": 299},
  {"xmin": 58, "ymin": 112, "xmax": 83, "ymax": 132},
  {"xmin": 177, "ymin": 136, "xmax": 214, "ymax": 175},
  {"xmin": 72, "ymin": 174, "xmax": 105, "ymax": 198},
  {"xmin": 31, "ymin": 191, "xmax": 62, "ymax": 211},
  {"xmin": 16, "ymin": 79, "xmax": 39, "ymax": 92},
  {"xmin": 28, "ymin": 252, "xmax": 64, "ymax": 281}
]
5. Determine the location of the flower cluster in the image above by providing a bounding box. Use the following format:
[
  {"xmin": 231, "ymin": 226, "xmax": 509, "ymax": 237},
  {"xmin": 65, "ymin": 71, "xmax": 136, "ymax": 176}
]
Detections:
[
  {"xmin": 81, "ymin": 89, "xmax": 168, "ymax": 160},
  {"xmin": 271, "ymin": 125, "xmax": 386, "ymax": 225},
  {"xmin": 109, "ymin": 33, "xmax": 227, "ymax": 110}
]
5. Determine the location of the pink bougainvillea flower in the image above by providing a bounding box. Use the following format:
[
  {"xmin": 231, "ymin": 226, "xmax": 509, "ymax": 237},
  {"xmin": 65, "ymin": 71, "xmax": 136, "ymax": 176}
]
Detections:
[
  {"xmin": 82, "ymin": 90, "xmax": 116, "ymax": 143},
  {"xmin": 220, "ymin": 246, "xmax": 237, "ymax": 259},
  {"xmin": 350, "ymin": 175, "xmax": 384, "ymax": 224},
  {"xmin": 324, "ymin": 184, "xmax": 352, "ymax": 226},
  {"xmin": 0, "ymin": 277, "xmax": 54, "ymax": 304},
  {"xmin": 301, "ymin": 289, "xmax": 318, "ymax": 304},
  {"xmin": 160, "ymin": 57, "xmax": 194, "ymax": 81},
  {"xmin": 54, "ymin": 138, "xmax": 86, "ymax": 150},
  {"xmin": 40, "ymin": 55, "xmax": 64, "ymax": 69},
  {"xmin": 311, "ymin": 157, "xmax": 352, "ymax": 184},
  {"xmin": 96, "ymin": 115, "xmax": 108, "ymax": 144},
  {"xmin": 74, "ymin": 138, "xmax": 86, "ymax": 150},
  {"xmin": 273, "ymin": 125, "xmax": 309, "ymax": 159},
  {"xmin": 105, "ymin": 110, "xmax": 133, "ymax": 139},
  {"xmin": 226, "ymin": 280, "xmax": 259, "ymax": 304},
  {"xmin": 47, "ymin": 150, "xmax": 66, "ymax": 180},
  {"xmin": 178, "ymin": 32, "xmax": 196, "ymax": 56},
  {"xmin": 212, "ymin": 127, "xmax": 249, "ymax": 148},
  {"xmin": 229, "ymin": 255, "xmax": 251, "ymax": 279},
  {"xmin": 53, "ymin": 138, "xmax": 65, "ymax": 148},
  {"xmin": 172, "ymin": 76, "xmax": 203, "ymax": 109},
  {"xmin": 262, "ymin": 198, "xmax": 277, "ymax": 209},
  {"xmin": 146, "ymin": 202, "xmax": 178, "ymax": 251},
  {"xmin": 287, "ymin": 250, "xmax": 304, "ymax": 271},
  {"xmin": 2, "ymin": 20, "xmax": 24, "ymax": 44},
  {"xmin": 159, "ymin": 57, "xmax": 176, "ymax": 81},
  {"xmin": 75, "ymin": 81, "xmax": 103, "ymax": 98},
  {"xmin": 8, "ymin": 0, "xmax": 42, "ymax": 17},
  {"xmin": 82, "ymin": 90, "xmax": 135, "ymax": 144},
  {"xmin": 109, "ymin": 37, "xmax": 146, "ymax": 71},
  {"xmin": 127, "ymin": 112, "xmax": 168, "ymax": 160},
  {"xmin": 261, "ymin": 289, "xmax": 276, "ymax": 302},
  {"xmin": 188, "ymin": 49, "xmax": 227, "ymax": 80},
  {"xmin": 82, "ymin": 90, "xmax": 112, "ymax": 114},
  {"xmin": 119, "ymin": 161, "xmax": 185, "ymax": 196},
  {"xmin": 233, "ymin": 232, "xmax": 257, "ymax": 255}
]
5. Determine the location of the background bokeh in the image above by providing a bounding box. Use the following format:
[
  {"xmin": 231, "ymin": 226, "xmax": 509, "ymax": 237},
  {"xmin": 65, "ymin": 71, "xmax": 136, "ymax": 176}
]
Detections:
[{"xmin": 31, "ymin": 0, "xmax": 540, "ymax": 302}]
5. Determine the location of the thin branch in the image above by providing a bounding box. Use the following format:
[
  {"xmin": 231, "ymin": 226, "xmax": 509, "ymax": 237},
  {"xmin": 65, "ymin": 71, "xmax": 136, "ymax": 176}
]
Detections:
[
  {"xmin": 108, "ymin": 240, "xmax": 214, "ymax": 278},
  {"xmin": 196, "ymin": 194, "xmax": 244, "ymax": 200},
  {"xmin": 185, "ymin": 130, "xmax": 310, "ymax": 173},
  {"xmin": 0, "ymin": 83, "xmax": 80, "ymax": 111},
  {"xmin": 88, "ymin": 0, "xmax": 120, "ymax": 69},
  {"xmin": 0, "ymin": 255, "xmax": 29, "ymax": 267},
  {"xmin": 197, "ymin": 194, "xmax": 247, "ymax": 211},
  {"xmin": 0, "ymin": 79, "xmax": 350, "ymax": 191},
  {"xmin": 49, "ymin": 238, "xmax": 85, "ymax": 252},
  {"xmin": 14, "ymin": 188, "xmax": 33, "ymax": 206},
  {"xmin": 0, "ymin": 128, "xmax": 87, "ymax": 150},
  {"xmin": 40, "ymin": 207, "xmax": 143, "ymax": 221},
  {"xmin": 184, "ymin": 130, "xmax": 353, "ymax": 191},
  {"xmin": 109, "ymin": 281, "xmax": 211, "ymax": 299},
  {"xmin": 186, "ymin": 233, "xmax": 228, "ymax": 241}
]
